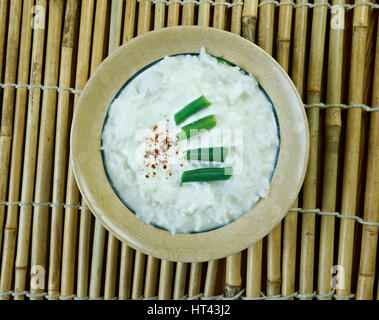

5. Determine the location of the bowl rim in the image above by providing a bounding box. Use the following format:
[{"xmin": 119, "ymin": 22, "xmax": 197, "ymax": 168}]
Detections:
[{"xmin": 71, "ymin": 26, "xmax": 309, "ymax": 262}]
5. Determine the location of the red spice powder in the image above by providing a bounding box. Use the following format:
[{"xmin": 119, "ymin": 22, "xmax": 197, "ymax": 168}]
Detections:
[{"xmin": 143, "ymin": 122, "xmax": 179, "ymax": 178}]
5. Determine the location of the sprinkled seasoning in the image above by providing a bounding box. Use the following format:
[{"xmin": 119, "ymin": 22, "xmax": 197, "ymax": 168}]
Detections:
[
  {"xmin": 101, "ymin": 48, "xmax": 279, "ymax": 234},
  {"xmin": 142, "ymin": 122, "xmax": 177, "ymax": 179}
]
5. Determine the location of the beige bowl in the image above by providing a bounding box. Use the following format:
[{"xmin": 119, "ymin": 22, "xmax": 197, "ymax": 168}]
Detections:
[{"xmin": 71, "ymin": 26, "xmax": 309, "ymax": 262}]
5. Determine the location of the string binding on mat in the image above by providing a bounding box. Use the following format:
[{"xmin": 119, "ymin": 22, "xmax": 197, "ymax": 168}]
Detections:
[
  {"xmin": 1, "ymin": 83, "xmax": 378, "ymax": 112},
  {"xmin": 1, "ymin": 201, "xmax": 378, "ymax": 228},
  {"xmin": 131, "ymin": 0, "xmax": 379, "ymax": 10},
  {"xmin": 0, "ymin": 289, "xmax": 355, "ymax": 300}
]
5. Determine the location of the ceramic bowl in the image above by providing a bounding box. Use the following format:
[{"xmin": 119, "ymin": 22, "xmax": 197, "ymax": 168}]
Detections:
[{"xmin": 71, "ymin": 26, "xmax": 309, "ymax": 262}]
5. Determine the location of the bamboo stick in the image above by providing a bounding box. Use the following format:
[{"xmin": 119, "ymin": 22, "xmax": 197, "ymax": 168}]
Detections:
[
  {"xmin": 182, "ymin": 1, "xmax": 195, "ymax": 25},
  {"xmin": 300, "ymin": 0, "xmax": 328, "ymax": 299},
  {"xmin": 242, "ymin": 0, "xmax": 258, "ymax": 42},
  {"xmin": 336, "ymin": 0, "xmax": 370, "ymax": 299},
  {"xmin": 29, "ymin": 0, "xmax": 65, "ymax": 300},
  {"xmin": 281, "ymin": 0, "xmax": 308, "ymax": 298},
  {"xmin": 60, "ymin": 0, "xmax": 95, "ymax": 299},
  {"xmin": 266, "ymin": 0, "xmax": 294, "ymax": 298},
  {"xmin": 149, "ymin": 1, "xmax": 171, "ymax": 300},
  {"xmin": 118, "ymin": 0, "xmax": 137, "ymax": 301},
  {"xmin": 0, "ymin": 0, "xmax": 34, "ymax": 300},
  {"xmin": 13, "ymin": 0, "xmax": 46, "ymax": 300},
  {"xmin": 257, "ymin": 0, "xmax": 281, "ymax": 297},
  {"xmin": 211, "ymin": 1, "xmax": 237, "ymax": 298},
  {"xmin": 276, "ymin": 0, "xmax": 293, "ymax": 74},
  {"xmin": 225, "ymin": 254, "xmax": 242, "ymax": 297},
  {"xmin": 103, "ymin": 0, "xmax": 124, "ymax": 301},
  {"xmin": 101, "ymin": 164, "xmax": 119, "ymax": 289},
  {"xmin": 277, "ymin": 0, "xmax": 295, "ymax": 298},
  {"xmin": 137, "ymin": 0, "xmax": 151, "ymax": 35},
  {"xmin": 158, "ymin": 260, "xmax": 174, "ymax": 299},
  {"xmin": 290, "ymin": 0, "xmax": 308, "ymax": 101},
  {"xmin": 142, "ymin": 0, "xmax": 178, "ymax": 298},
  {"xmin": 87, "ymin": 0, "xmax": 109, "ymax": 300},
  {"xmin": 173, "ymin": 262, "xmax": 187, "ymax": 299},
  {"xmin": 76, "ymin": 205, "xmax": 92, "ymax": 298},
  {"xmin": 231, "ymin": 0, "xmax": 242, "ymax": 35},
  {"xmin": 188, "ymin": 262, "xmax": 202, "ymax": 297},
  {"xmin": 0, "ymin": 0, "xmax": 9, "ymax": 85},
  {"xmin": 213, "ymin": 0, "xmax": 227, "ymax": 29},
  {"xmin": 244, "ymin": 0, "xmax": 260, "ymax": 299},
  {"xmin": 198, "ymin": 0, "xmax": 211, "ymax": 26},
  {"xmin": 144, "ymin": 256, "xmax": 159, "ymax": 298},
  {"xmin": 123, "ymin": 0, "xmax": 137, "ymax": 42},
  {"xmin": 131, "ymin": 251, "xmax": 146, "ymax": 299},
  {"xmin": 316, "ymin": 0, "xmax": 344, "ymax": 301},
  {"xmin": 0, "ymin": 0, "xmax": 22, "ymax": 268},
  {"xmin": 118, "ymin": 245, "xmax": 134, "ymax": 299},
  {"xmin": 154, "ymin": 1, "xmax": 166, "ymax": 30},
  {"xmin": 109, "ymin": 0, "xmax": 123, "ymax": 53},
  {"xmin": 246, "ymin": 0, "xmax": 276, "ymax": 298},
  {"xmin": 267, "ymin": 219, "xmax": 282, "ymax": 296},
  {"xmin": 47, "ymin": 0, "xmax": 78, "ymax": 300},
  {"xmin": 167, "ymin": 1, "xmax": 180, "ymax": 27},
  {"xmin": 204, "ymin": 260, "xmax": 219, "ymax": 297},
  {"xmin": 246, "ymin": 242, "xmax": 262, "ymax": 297},
  {"xmin": 356, "ymin": 16, "xmax": 379, "ymax": 300},
  {"xmin": 257, "ymin": 0, "xmax": 275, "ymax": 56},
  {"xmin": 128, "ymin": 0, "xmax": 154, "ymax": 301},
  {"xmin": 89, "ymin": 220, "xmax": 107, "ymax": 299}
]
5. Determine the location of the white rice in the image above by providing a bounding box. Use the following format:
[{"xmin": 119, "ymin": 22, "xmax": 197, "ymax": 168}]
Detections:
[{"xmin": 101, "ymin": 48, "xmax": 279, "ymax": 234}]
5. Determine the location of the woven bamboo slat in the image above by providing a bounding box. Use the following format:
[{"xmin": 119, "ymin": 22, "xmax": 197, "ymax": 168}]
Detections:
[
  {"xmin": 245, "ymin": 0, "xmax": 261, "ymax": 299},
  {"xmin": 61, "ymin": 0, "xmax": 95, "ymax": 299},
  {"xmin": 47, "ymin": 0, "xmax": 78, "ymax": 300},
  {"xmin": 0, "ymin": 0, "xmax": 34, "ymax": 300},
  {"xmin": 119, "ymin": 0, "xmax": 137, "ymax": 301},
  {"xmin": 103, "ymin": 0, "xmax": 124, "ymax": 301},
  {"xmin": 277, "ymin": 0, "xmax": 294, "ymax": 298},
  {"xmin": 30, "ymin": 0, "xmax": 65, "ymax": 300},
  {"xmin": 301, "ymin": 0, "xmax": 328, "ymax": 300},
  {"xmin": 356, "ymin": 15, "xmax": 379, "ymax": 301},
  {"xmin": 336, "ymin": 0, "xmax": 370, "ymax": 299},
  {"xmin": 13, "ymin": 0, "xmax": 46, "ymax": 299},
  {"xmin": 0, "ymin": 0, "xmax": 9, "ymax": 88},
  {"xmin": 0, "ymin": 0, "xmax": 23, "ymax": 276},
  {"xmin": 88, "ymin": 0, "xmax": 109, "ymax": 300},
  {"xmin": 0, "ymin": 0, "xmax": 378, "ymax": 301}
]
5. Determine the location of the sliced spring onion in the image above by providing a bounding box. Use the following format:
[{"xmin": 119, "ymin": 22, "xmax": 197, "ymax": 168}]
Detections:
[
  {"xmin": 176, "ymin": 115, "xmax": 217, "ymax": 141},
  {"xmin": 186, "ymin": 147, "xmax": 228, "ymax": 162},
  {"xmin": 181, "ymin": 167, "xmax": 233, "ymax": 183},
  {"xmin": 174, "ymin": 95, "xmax": 212, "ymax": 125},
  {"xmin": 215, "ymin": 55, "xmax": 234, "ymax": 66}
]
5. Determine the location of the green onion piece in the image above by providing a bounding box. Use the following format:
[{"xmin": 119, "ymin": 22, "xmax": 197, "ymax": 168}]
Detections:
[
  {"xmin": 176, "ymin": 115, "xmax": 217, "ymax": 141},
  {"xmin": 174, "ymin": 95, "xmax": 212, "ymax": 125},
  {"xmin": 215, "ymin": 55, "xmax": 234, "ymax": 66},
  {"xmin": 186, "ymin": 147, "xmax": 228, "ymax": 162},
  {"xmin": 181, "ymin": 167, "xmax": 233, "ymax": 183}
]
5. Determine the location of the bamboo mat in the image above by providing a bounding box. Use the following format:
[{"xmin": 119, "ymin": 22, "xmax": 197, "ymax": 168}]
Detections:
[{"xmin": 0, "ymin": 0, "xmax": 378, "ymax": 301}]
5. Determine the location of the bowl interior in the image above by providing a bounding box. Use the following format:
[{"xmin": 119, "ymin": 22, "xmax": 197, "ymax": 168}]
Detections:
[
  {"xmin": 100, "ymin": 53, "xmax": 281, "ymax": 235},
  {"xmin": 71, "ymin": 26, "xmax": 309, "ymax": 262}
]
